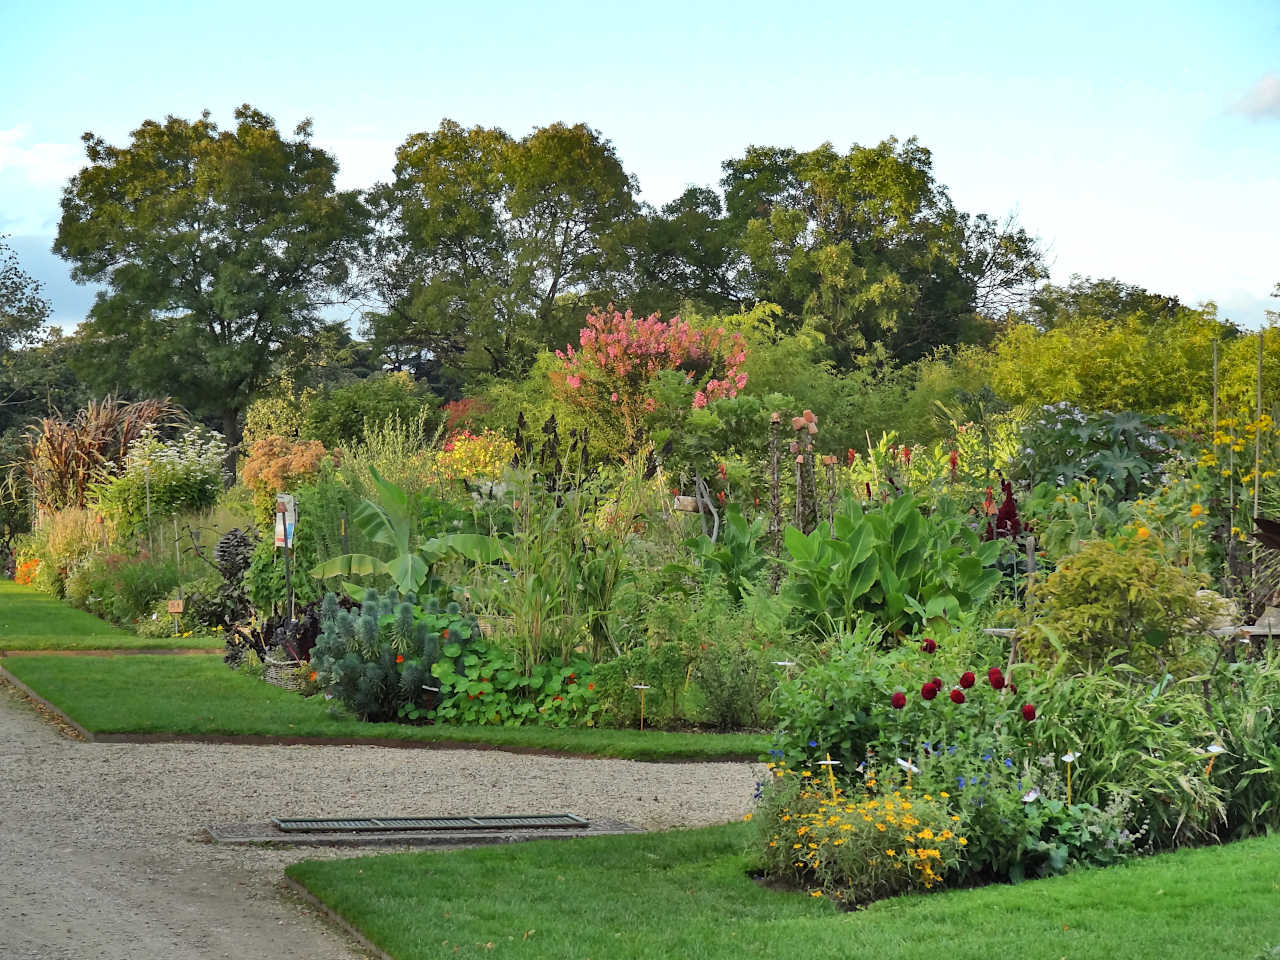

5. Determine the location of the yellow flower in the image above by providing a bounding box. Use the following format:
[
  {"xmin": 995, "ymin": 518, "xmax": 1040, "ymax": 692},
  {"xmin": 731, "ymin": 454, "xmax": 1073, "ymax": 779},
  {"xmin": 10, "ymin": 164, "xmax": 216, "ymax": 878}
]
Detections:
[
  {"xmin": 1190, "ymin": 503, "xmax": 1204, "ymax": 517},
  {"xmin": 742, "ymin": 813, "xmax": 753, "ymax": 822},
  {"xmin": 885, "ymin": 849, "xmax": 896, "ymax": 857},
  {"xmin": 1136, "ymin": 526, "xmax": 1150, "ymax": 539},
  {"xmin": 958, "ymin": 837, "xmax": 968, "ymax": 846},
  {"xmin": 810, "ymin": 890, "xmax": 823, "ymax": 898},
  {"xmin": 939, "ymin": 791, "xmax": 949, "ymax": 798}
]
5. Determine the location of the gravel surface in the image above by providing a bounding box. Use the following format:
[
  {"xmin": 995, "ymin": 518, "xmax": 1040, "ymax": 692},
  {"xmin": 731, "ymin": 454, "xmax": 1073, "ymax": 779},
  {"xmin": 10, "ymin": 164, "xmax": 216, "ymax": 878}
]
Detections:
[{"xmin": 0, "ymin": 680, "xmax": 761, "ymax": 960}]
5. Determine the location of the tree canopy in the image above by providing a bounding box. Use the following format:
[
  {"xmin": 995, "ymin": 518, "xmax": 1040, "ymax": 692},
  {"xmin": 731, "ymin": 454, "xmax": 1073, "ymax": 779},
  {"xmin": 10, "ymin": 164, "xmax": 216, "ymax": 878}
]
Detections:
[
  {"xmin": 54, "ymin": 105, "xmax": 369, "ymax": 445},
  {"xmin": 365, "ymin": 120, "xmax": 638, "ymax": 392}
]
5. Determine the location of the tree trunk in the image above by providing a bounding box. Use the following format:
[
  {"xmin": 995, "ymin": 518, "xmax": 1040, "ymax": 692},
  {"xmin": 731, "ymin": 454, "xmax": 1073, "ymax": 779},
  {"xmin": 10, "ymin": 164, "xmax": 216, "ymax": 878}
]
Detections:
[{"xmin": 222, "ymin": 407, "xmax": 243, "ymax": 483}]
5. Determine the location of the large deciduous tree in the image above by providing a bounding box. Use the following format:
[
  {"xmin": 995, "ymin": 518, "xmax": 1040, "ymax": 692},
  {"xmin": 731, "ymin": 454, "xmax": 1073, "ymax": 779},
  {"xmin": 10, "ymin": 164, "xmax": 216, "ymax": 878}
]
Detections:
[
  {"xmin": 721, "ymin": 137, "xmax": 1044, "ymax": 367},
  {"xmin": 365, "ymin": 120, "xmax": 638, "ymax": 390},
  {"xmin": 54, "ymin": 105, "xmax": 369, "ymax": 446}
]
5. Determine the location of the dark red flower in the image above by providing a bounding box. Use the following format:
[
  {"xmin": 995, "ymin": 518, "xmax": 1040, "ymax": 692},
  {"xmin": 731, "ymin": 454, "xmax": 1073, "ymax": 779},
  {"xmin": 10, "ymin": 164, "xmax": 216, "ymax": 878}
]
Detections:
[
  {"xmin": 950, "ymin": 688, "xmax": 966, "ymax": 704},
  {"xmin": 931, "ymin": 677, "xmax": 943, "ymax": 690},
  {"xmin": 959, "ymin": 671, "xmax": 975, "ymax": 689},
  {"xmin": 1021, "ymin": 703, "xmax": 1036, "ymax": 722},
  {"xmin": 921, "ymin": 638, "xmax": 938, "ymax": 654},
  {"xmin": 1009, "ymin": 683, "xmax": 1018, "ymax": 695},
  {"xmin": 921, "ymin": 683, "xmax": 938, "ymax": 701},
  {"xmin": 891, "ymin": 692, "xmax": 907, "ymax": 710},
  {"xmin": 988, "ymin": 667, "xmax": 1005, "ymax": 690}
]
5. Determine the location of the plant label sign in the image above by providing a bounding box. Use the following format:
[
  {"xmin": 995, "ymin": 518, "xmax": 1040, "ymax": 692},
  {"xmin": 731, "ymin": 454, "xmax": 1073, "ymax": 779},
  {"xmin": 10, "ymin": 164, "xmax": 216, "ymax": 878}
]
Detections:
[
  {"xmin": 275, "ymin": 493, "xmax": 297, "ymax": 548},
  {"xmin": 167, "ymin": 599, "xmax": 184, "ymax": 614}
]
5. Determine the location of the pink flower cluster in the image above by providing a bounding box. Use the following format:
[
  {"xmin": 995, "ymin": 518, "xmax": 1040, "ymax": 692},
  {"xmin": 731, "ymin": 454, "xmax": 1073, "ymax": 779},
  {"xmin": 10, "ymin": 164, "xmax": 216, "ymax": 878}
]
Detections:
[{"xmin": 552, "ymin": 307, "xmax": 748, "ymax": 417}]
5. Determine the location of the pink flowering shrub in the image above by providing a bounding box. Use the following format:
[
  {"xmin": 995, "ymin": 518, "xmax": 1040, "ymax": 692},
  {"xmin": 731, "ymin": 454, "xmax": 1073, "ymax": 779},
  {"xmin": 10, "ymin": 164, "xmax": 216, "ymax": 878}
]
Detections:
[{"xmin": 550, "ymin": 306, "xmax": 748, "ymax": 444}]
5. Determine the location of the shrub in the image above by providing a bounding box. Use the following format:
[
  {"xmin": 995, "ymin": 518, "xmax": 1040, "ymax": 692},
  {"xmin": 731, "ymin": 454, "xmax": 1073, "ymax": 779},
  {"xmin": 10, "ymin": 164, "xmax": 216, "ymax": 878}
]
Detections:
[
  {"xmin": 303, "ymin": 372, "xmax": 434, "ymax": 449},
  {"xmin": 692, "ymin": 637, "xmax": 766, "ymax": 730},
  {"xmin": 311, "ymin": 589, "xmax": 475, "ymax": 723},
  {"xmin": 550, "ymin": 307, "xmax": 749, "ymax": 448},
  {"xmin": 22, "ymin": 507, "xmax": 109, "ymax": 596},
  {"xmin": 64, "ymin": 551, "xmax": 180, "ymax": 626},
  {"xmin": 1026, "ymin": 537, "xmax": 1217, "ymax": 675},
  {"xmin": 240, "ymin": 435, "xmax": 335, "ymax": 525},
  {"xmin": 90, "ymin": 425, "xmax": 226, "ymax": 537},
  {"xmin": 432, "ymin": 430, "xmax": 515, "ymax": 483},
  {"xmin": 754, "ymin": 765, "xmax": 966, "ymax": 904}
]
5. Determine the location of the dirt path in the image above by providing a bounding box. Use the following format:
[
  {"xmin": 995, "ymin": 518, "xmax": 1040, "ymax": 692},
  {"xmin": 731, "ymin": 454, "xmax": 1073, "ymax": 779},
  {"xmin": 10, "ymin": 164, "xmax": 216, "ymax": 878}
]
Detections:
[{"xmin": 0, "ymin": 681, "xmax": 760, "ymax": 960}]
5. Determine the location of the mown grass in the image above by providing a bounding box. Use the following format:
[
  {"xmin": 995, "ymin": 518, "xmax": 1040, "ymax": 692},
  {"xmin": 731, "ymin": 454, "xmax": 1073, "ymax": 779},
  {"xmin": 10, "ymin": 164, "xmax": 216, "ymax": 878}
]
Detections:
[
  {"xmin": 0, "ymin": 653, "xmax": 770, "ymax": 761},
  {"xmin": 0, "ymin": 580, "xmax": 221, "ymax": 650},
  {"xmin": 287, "ymin": 823, "xmax": 1280, "ymax": 960}
]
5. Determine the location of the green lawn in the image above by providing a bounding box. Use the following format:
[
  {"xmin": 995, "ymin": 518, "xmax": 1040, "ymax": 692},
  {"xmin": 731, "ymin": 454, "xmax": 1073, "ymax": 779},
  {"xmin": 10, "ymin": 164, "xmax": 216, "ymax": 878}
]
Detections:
[
  {"xmin": 0, "ymin": 580, "xmax": 221, "ymax": 650},
  {"xmin": 287, "ymin": 823, "xmax": 1280, "ymax": 960},
  {"xmin": 0, "ymin": 653, "xmax": 770, "ymax": 761}
]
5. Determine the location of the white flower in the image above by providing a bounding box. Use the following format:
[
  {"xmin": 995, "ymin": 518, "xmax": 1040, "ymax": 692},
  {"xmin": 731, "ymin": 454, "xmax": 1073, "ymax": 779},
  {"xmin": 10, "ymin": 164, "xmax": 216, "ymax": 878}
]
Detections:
[
  {"xmin": 1022, "ymin": 788, "xmax": 1041, "ymax": 803},
  {"xmin": 1061, "ymin": 752, "xmax": 1079, "ymax": 763}
]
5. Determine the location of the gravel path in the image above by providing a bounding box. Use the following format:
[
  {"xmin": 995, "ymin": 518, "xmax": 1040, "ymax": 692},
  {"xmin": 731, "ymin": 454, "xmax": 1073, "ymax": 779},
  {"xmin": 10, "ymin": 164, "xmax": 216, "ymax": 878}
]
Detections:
[{"xmin": 0, "ymin": 680, "xmax": 761, "ymax": 960}]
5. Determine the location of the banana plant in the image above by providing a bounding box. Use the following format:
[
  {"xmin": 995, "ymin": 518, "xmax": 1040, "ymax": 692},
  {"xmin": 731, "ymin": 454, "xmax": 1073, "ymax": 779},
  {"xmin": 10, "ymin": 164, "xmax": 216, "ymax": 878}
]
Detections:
[{"xmin": 310, "ymin": 466, "xmax": 501, "ymax": 595}]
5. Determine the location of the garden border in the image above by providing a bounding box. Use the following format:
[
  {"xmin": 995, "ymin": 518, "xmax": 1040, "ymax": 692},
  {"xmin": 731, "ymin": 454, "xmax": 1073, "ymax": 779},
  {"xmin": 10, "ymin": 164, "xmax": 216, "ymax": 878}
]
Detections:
[{"xmin": 0, "ymin": 664, "xmax": 765, "ymax": 761}]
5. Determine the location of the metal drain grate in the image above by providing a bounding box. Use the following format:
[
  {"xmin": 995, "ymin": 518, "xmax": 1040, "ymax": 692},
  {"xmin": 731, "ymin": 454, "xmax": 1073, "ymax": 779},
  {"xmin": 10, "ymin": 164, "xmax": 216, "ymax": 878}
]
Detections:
[{"xmin": 272, "ymin": 814, "xmax": 589, "ymax": 833}]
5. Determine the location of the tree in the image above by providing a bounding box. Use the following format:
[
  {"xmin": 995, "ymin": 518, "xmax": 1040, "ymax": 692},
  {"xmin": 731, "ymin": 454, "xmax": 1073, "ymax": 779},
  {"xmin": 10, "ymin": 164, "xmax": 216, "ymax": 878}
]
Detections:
[
  {"xmin": 627, "ymin": 187, "xmax": 745, "ymax": 314},
  {"xmin": 54, "ymin": 105, "xmax": 369, "ymax": 447},
  {"xmin": 365, "ymin": 120, "xmax": 638, "ymax": 389},
  {"xmin": 720, "ymin": 137, "xmax": 1043, "ymax": 366},
  {"xmin": 0, "ymin": 235, "xmax": 50, "ymax": 354}
]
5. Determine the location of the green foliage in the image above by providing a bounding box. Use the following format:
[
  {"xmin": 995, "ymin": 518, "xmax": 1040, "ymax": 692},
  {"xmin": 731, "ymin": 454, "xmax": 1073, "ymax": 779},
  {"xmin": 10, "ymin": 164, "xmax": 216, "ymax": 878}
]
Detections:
[
  {"xmin": 1026, "ymin": 538, "xmax": 1216, "ymax": 675},
  {"xmin": 1207, "ymin": 655, "xmax": 1280, "ymax": 839},
  {"xmin": 691, "ymin": 637, "xmax": 766, "ymax": 730},
  {"xmin": 366, "ymin": 119, "xmax": 637, "ymax": 386},
  {"xmin": 983, "ymin": 282, "xmax": 1237, "ymax": 424},
  {"xmin": 302, "ymin": 371, "xmax": 435, "ymax": 449},
  {"xmin": 64, "ymin": 551, "xmax": 180, "ymax": 627},
  {"xmin": 687, "ymin": 505, "xmax": 768, "ymax": 603},
  {"xmin": 245, "ymin": 525, "xmax": 321, "ymax": 614},
  {"xmin": 591, "ymin": 641, "xmax": 691, "ymax": 728},
  {"xmin": 55, "ymin": 106, "xmax": 370, "ymax": 441},
  {"xmin": 429, "ymin": 636, "xmax": 598, "ymax": 727},
  {"xmin": 309, "ymin": 466, "xmax": 498, "ymax": 595},
  {"xmin": 1012, "ymin": 404, "xmax": 1176, "ymax": 499},
  {"xmin": 723, "ymin": 137, "xmax": 1043, "ymax": 366},
  {"xmin": 781, "ymin": 493, "xmax": 1002, "ymax": 638},
  {"xmin": 311, "ymin": 588, "xmax": 473, "ymax": 723},
  {"xmin": 89, "ymin": 425, "xmax": 226, "ymax": 537}
]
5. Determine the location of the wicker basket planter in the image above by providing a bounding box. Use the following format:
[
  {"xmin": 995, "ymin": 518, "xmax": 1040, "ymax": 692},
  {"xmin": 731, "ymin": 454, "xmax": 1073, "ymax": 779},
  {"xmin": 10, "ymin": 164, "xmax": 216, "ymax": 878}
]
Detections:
[{"xmin": 263, "ymin": 656, "xmax": 307, "ymax": 692}]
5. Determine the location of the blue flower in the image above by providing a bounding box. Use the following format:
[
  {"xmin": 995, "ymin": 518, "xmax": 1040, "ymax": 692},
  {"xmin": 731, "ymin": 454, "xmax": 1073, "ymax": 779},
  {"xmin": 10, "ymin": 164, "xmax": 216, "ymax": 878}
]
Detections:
[
  {"xmin": 753, "ymin": 781, "xmax": 764, "ymax": 800},
  {"xmin": 957, "ymin": 776, "xmax": 966, "ymax": 789},
  {"xmin": 1004, "ymin": 757, "xmax": 1013, "ymax": 768},
  {"xmin": 982, "ymin": 753, "xmax": 992, "ymax": 762},
  {"xmin": 808, "ymin": 740, "xmax": 818, "ymax": 748},
  {"xmin": 947, "ymin": 745, "xmax": 957, "ymax": 755}
]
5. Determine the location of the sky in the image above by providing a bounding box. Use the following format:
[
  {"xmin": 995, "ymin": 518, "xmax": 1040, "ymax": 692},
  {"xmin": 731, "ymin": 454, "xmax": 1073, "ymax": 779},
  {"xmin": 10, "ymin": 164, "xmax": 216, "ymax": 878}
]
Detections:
[{"xmin": 1, "ymin": 0, "xmax": 1278, "ymax": 330}]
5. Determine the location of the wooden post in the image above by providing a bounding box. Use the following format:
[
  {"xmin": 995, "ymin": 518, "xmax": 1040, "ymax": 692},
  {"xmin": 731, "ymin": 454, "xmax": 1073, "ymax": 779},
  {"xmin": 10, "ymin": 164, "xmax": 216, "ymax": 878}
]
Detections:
[
  {"xmin": 768, "ymin": 413, "xmax": 782, "ymax": 591},
  {"xmin": 1253, "ymin": 332, "xmax": 1264, "ymax": 609}
]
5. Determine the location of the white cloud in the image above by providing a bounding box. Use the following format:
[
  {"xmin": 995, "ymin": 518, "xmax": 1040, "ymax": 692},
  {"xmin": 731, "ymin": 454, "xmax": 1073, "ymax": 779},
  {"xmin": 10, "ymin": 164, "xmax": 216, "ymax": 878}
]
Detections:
[
  {"xmin": 1230, "ymin": 72, "xmax": 1280, "ymax": 120},
  {"xmin": 0, "ymin": 127, "xmax": 83, "ymax": 188}
]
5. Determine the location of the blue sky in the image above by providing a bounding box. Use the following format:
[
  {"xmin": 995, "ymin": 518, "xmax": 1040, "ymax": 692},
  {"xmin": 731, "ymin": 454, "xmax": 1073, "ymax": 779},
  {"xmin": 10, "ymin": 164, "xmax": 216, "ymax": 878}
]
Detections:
[{"xmin": 2, "ymin": 0, "xmax": 1277, "ymax": 329}]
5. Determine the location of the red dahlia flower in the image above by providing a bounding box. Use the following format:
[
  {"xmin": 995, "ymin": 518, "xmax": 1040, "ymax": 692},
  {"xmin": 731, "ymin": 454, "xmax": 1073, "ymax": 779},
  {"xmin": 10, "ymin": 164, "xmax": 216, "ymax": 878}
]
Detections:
[
  {"xmin": 891, "ymin": 692, "xmax": 907, "ymax": 710},
  {"xmin": 931, "ymin": 677, "xmax": 943, "ymax": 690},
  {"xmin": 959, "ymin": 671, "xmax": 976, "ymax": 689},
  {"xmin": 921, "ymin": 638, "xmax": 938, "ymax": 653},
  {"xmin": 1021, "ymin": 703, "xmax": 1036, "ymax": 721},
  {"xmin": 950, "ymin": 688, "xmax": 966, "ymax": 704},
  {"xmin": 921, "ymin": 683, "xmax": 938, "ymax": 701},
  {"xmin": 988, "ymin": 667, "xmax": 1005, "ymax": 690}
]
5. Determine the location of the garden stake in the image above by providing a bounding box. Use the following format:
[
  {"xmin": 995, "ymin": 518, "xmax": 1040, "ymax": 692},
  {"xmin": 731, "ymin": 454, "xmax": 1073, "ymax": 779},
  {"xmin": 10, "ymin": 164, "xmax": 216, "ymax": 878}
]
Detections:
[
  {"xmin": 633, "ymin": 684, "xmax": 649, "ymax": 730},
  {"xmin": 818, "ymin": 754, "xmax": 841, "ymax": 803},
  {"xmin": 1061, "ymin": 752, "xmax": 1078, "ymax": 805}
]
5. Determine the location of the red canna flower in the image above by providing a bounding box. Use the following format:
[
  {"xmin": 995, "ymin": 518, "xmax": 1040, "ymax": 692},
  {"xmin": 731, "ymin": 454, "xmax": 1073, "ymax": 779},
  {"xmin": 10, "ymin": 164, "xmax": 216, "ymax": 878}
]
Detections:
[
  {"xmin": 921, "ymin": 683, "xmax": 938, "ymax": 701},
  {"xmin": 921, "ymin": 637, "xmax": 938, "ymax": 654},
  {"xmin": 988, "ymin": 667, "xmax": 1005, "ymax": 690},
  {"xmin": 847, "ymin": 448, "xmax": 858, "ymax": 465},
  {"xmin": 1021, "ymin": 703, "xmax": 1037, "ymax": 721},
  {"xmin": 587, "ymin": 682, "xmax": 595, "ymax": 691},
  {"xmin": 442, "ymin": 629, "xmax": 449, "ymax": 638},
  {"xmin": 959, "ymin": 671, "xmax": 975, "ymax": 689},
  {"xmin": 949, "ymin": 448, "xmax": 959, "ymax": 481},
  {"xmin": 395, "ymin": 655, "xmax": 404, "ymax": 664},
  {"xmin": 950, "ymin": 688, "xmax": 966, "ymax": 704},
  {"xmin": 891, "ymin": 691, "xmax": 907, "ymax": 710}
]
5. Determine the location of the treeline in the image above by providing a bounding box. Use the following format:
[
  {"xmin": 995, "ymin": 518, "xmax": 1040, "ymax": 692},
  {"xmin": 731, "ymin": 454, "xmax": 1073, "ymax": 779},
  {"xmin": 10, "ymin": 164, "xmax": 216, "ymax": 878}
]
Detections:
[{"xmin": 1, "ymin": 104, "xmax": 1274, "ymax": 469}]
